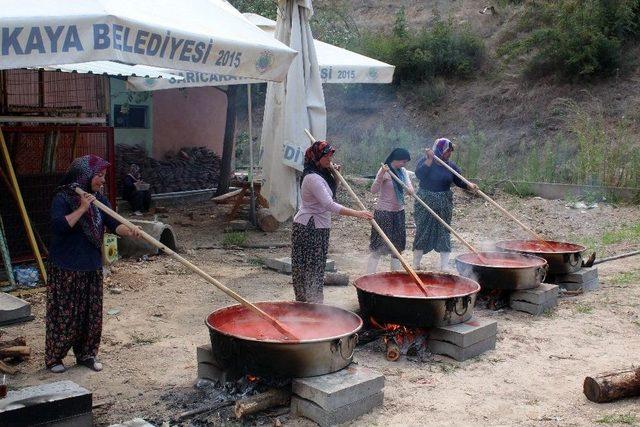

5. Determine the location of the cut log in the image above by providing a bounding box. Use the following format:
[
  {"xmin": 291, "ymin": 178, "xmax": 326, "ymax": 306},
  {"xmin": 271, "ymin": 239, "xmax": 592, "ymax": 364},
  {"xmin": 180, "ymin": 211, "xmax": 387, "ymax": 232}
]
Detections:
[
  {"xmin": 0, "ymin": 337, "xmax": 27, "ymax": 349},
  {"xmin": 256, "ymin": 208, "xmax": 279, "ymax": 233},
  {"xmin": 324, "ymin": 272, "xmax": 349, "ymax": 287},
  {"xmin": 0, "ymin": 346, "xmax": 30, "ymax": 358},
  {"xmin": 234, "ymin": 388, "xmax": 291, "ymax": 419},
  {"xmin": 0, "ymin": 360, "xmax": 17, "ymax": 374},
  {"xmin": 583, "ymin": 367, "xmax": 640, "ymax": 403},
  {"xmin": 386, "ymin": 340, "xmax": 401, "ymax": 362}
]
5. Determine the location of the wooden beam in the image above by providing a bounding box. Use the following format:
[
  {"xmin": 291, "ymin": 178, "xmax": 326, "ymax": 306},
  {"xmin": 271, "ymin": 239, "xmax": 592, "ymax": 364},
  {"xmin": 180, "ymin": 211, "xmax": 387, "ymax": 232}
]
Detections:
[{"xmin": 0, "ymin": 127, "xmax": 47, "ymax": 283}]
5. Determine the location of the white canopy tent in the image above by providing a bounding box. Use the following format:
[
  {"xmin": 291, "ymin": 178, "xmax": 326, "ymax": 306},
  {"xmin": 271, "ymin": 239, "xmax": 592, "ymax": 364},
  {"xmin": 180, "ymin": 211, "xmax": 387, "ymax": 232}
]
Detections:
[
  {"xmin": 0, "ymin": 0, "xmax": 297, "ymax": 81},
  {"xmin": 127, "ymin": 12, "xmax": 394, "ymax": 91}
]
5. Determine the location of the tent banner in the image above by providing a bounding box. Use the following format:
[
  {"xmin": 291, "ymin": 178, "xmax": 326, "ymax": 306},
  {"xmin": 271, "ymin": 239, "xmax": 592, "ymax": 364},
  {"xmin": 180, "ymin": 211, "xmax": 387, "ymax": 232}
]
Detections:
[
  {"xmin": 127, "ymin": 71, "xmax": 261, "ymax": 91},
  {"xmin": 282, "ymin": 140, "xmax": 306, "ymax": 171}
]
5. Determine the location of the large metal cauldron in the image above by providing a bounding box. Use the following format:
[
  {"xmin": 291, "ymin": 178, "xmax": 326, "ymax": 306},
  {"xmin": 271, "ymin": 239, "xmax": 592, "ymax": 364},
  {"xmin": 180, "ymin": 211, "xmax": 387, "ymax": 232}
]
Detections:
[
  {"xmin": 456, "ymin": 252, "xmax": 548, "ymax": 291},
  {"xmin": 353, "ymin": 272, "xmax": 480, "ymax": 327},
  {"xmin": 495, "ymin": 240, "xmax": 586, "ymax": 275},
  {"xmin": 205, "ymin": 301, "xmax": 362, "ymax": 378}
]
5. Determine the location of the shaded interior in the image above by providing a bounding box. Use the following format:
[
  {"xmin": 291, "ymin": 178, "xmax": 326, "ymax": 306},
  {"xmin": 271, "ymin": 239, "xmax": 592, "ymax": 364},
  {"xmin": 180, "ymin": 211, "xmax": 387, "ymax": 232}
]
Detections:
[
  {"xmin": 206, "ymin": 302, "xmax": 361, "ymax": 343},
  {"xmin": 353, "ymin": 272, "xmax": 480, "ymax": 299}
]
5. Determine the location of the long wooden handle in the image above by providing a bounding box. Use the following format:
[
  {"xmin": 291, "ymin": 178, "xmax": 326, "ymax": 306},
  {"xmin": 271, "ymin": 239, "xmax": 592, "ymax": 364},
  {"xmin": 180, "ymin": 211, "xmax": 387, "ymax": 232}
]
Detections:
[
  {"xmin": 74, "ymin": 188, "xmax": 297, "ymax": 340},
  {"xmin": 431, "ymin": 154, "xmax": 548, "ymax": 243},
  {"xmin": 381, "ymin": 164, "xmax": 483, "ymax": 259},
  {"xmin": 303, "ymin": 129, "xmax": 429, "ymax": 296}
]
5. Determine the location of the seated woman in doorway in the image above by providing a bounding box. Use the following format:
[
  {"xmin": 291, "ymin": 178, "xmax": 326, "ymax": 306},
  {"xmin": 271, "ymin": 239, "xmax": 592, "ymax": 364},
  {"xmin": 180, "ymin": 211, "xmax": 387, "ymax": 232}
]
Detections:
[
  {"xmin": 47, "ymin": 155, "xmax": 141, "ymax": 373},
  {"xmin": 413, "ymin": 138, "xmax": 477, "ymax": 271},
  {"xmin": 122, "ymin": 164, "xmax": 151, "ymax": 216},
  {"xmin": 291, "ymin": 140, "xmax": 373, "ymax": 303},
  {"xmin": 366, "ymin": 148, "xmax": 414, "ymax": 273}
]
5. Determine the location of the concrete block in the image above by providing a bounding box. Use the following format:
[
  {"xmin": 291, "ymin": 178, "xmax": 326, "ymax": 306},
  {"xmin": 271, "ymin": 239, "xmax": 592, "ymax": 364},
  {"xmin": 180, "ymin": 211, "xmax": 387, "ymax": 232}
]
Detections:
[
  {"xmin": 196, "ymin": 344, "xmax": 219, "ymax": 366},
  {"xmin": 510, "ymin": 283, "xmax": 559, "ymax": 306},
  {"xmin": 0, "ymin": 292, "xmax": 31, "ymax": 325},
  {"xmin": 553, "ymin": 267, "xmax": 598, "ymax": 284},
  {"xmin": 510, "ymin": 297, "xmax": 557, "ymax": 316},
  {"xmin": 292, "ymin": 365, "xmax": 384, "ymax": 411},
  {"xmin": 428, "ymin": 318, "xmax": 498, "ymax": 348},
  {"xmin": 291, "ymin": 390, "xmax": 384, "ymax": 427},
  {"xmin": 428, "ymin": 335, "xmax": 496, "ymax": 362},
  {"xmin": 108, "ymin": 419, "xmax": 155, "ymax": 427},
  {"xmin": 228, "ymin": 220, "xmax": 250, "ymax": 231},
  {"xmin": 196, "ymin": 344, "xmax": 241, "ymax": 382},
  {"xmin": 558, "ymin": 278, "xmax": 599, "ymax": 292},
  {"xmin": 265, "ymin": 257, "xmax": 335, "ymax": 274},
  {"xmin": 0, "ymin": 380, "xmax": 92, "ymax": 427}
]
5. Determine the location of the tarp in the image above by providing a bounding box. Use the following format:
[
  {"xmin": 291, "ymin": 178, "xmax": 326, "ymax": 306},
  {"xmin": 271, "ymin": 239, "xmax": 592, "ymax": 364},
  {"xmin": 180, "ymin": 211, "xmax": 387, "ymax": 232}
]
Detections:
[
  {"xmin": 0, "ymin": 0, "xmax": 297, "ymax": 82},
  {"xmin": 259, "ymin": 0, "xmax": 326, "ymax": 222},
  {"xmin": 39, "ymin": 61, "xmax": 183, "ymax": 79},
  {"xmin": 126, "ymin": 12, "xmax": 394, "ymax": 91}
]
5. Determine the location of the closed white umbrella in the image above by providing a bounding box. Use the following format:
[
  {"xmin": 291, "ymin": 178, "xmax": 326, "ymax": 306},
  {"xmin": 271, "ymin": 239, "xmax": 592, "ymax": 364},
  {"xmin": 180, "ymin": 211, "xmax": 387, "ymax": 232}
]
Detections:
[{"xmin": 0, "ymin": 0, "xmax": 297, "ymax": 81}]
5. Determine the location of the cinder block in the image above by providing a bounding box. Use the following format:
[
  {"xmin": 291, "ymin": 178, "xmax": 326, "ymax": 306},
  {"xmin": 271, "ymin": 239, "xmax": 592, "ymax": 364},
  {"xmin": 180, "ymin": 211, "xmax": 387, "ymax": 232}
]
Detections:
[
  {"xmin": 196, "ymin": 344, "xmax": 219, "ymax": 366},
  {"xmin": 510, "ymin": 297, "xmax": 557, "ymax": 316},
  {"xmin": 554, "ymin": 267, "xmax": 598, "ymax": 284},
  {"xmin": 0, "ymin": 380, "xmax": 92, "ymax": 427},
  {"xmin": 510, "ymin": 283, "xmax": 559, "ymax": 305},
  {"xmin": 428, "ymin": 335, "xmax": 496, "ymax": 361},
  {"xmin": 292, "ymin": 365, "xmax": 384, "ymax": 411},
  {"xmin": 0, "ymin": 292, "xmax": 31, "ymax": 325},
  {"xmin": 558, "ymin": 278, "xmax": 599, "ymax": 292},
  {"xmin": 265, "ymin": 257, "xmax": 335, "ymax": 274},
  {"xmin": 291, "ymin": 390, "xmax": 384, "ymax": 427},
  {"xmin": 428, "ymin": 318, "xmax": 498, "ymax": 348},
  {"xmin": 197, "ymin": 362, "xmax": 241, "ymax": 384}
]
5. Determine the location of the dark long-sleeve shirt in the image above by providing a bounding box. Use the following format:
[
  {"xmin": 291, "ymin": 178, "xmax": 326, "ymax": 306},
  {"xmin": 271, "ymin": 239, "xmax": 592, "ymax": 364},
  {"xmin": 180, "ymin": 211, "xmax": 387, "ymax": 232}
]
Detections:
[
  {"xmin": 415, "ymin": 156, "xmax": 469, "ymax": 192},
  {"xmin": 122, "ymin": 174, "xmax": 136, "ymax": 200},
  {"xmin": 49, "ymin": 193, "xmax": 120, "ymax": 271}
]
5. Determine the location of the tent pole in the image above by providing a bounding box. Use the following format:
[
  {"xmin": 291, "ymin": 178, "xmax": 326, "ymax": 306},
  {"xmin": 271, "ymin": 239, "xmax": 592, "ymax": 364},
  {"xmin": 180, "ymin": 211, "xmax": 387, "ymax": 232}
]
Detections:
[
  {"xmin": 0, "ymin": 126, "xmax": 47, "ymax": 283},
  {"xmin": 248, "ymin": 84, "xmax": 257, "ymax": 225}
]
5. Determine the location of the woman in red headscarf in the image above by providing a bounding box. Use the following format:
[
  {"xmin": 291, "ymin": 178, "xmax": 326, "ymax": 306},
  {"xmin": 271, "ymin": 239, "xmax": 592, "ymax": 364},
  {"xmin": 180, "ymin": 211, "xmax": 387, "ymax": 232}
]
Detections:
[
  {"xmin": 46, "ymin": 155, "xmax": 141, "ymax": 373},
  {"xmin": 291, "ymin": 140, "xmax": 372, "ymax": 303}
]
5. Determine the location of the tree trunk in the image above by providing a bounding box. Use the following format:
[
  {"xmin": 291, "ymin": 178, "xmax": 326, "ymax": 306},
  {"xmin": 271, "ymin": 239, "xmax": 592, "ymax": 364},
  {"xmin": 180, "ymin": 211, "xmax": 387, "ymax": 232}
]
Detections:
[
  {"xmin": 583, "ymin": 367, "xmax": 640, "ymax": 403},
  {"xmin": 234, "ymin": 388, "xmax": 291, "ymax": 419},
  {"xmin": 215, "ymin": 86, "xmax": 238, "ymax": 197},
  {"xmin": 256, "ymin": 208, "xmax": 279, "ymax": 232}
]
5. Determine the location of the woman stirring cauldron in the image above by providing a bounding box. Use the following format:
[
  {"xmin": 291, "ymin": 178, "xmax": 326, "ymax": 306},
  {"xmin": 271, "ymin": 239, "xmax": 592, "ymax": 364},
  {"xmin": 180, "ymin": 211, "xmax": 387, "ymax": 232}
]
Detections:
[
  {"xmin": 291, "ymin": 140, "xmax": 373, "ymax": 303},
  {"xmin": 46, "ymin": 155, "xmax": 141, "ymax": 373},
  {"xmin": 413, "ymin": 138, "xmax": 477, "ymax": 271}
]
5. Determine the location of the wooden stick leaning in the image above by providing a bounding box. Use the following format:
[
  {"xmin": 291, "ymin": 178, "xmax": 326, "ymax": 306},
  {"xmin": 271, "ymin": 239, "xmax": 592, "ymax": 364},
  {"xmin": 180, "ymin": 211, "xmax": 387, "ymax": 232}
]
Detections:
[
  {"xmin": 381, "ymin": 163, "xmax": 486, "ymax": 262},
  {"xmin": 303, "ymin": 129, "xmax": 429, "ymax": 296},
  {"xmin": 430, "ymin": 154, "xmax": 551, "ymax": 245},
  {"xmin": 74, "ymin": 187, "xmax": 298, "ymax": 340}
]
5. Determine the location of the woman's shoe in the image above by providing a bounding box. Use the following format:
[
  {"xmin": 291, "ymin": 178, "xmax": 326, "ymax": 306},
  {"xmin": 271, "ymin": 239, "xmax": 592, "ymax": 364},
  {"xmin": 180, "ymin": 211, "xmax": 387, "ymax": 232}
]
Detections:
[
  {"xmin": 77, "ymin": 357, "xmax": 103, "ymax": 372},
  {"xmin": 50, "ymin": 363, "xmax": 66, "ymax": 373}
]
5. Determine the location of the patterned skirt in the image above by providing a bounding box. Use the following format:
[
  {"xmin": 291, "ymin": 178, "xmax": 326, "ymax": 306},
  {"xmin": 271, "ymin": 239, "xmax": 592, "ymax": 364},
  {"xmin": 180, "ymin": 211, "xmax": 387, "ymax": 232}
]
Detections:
[
  {"xmin": 412, "ymin": 189, "xmax": 453, "ymax": 253},
  {"xmin": 369, "ymin": 209, "xmax": 406, "ymax": 256},
  {"xmin": 45, "ymin": 263, "xmax": 103, "ymax": 368},
  {"xmin": 291, "ymin": 217, "xmax": 330, "ymax": 303}
]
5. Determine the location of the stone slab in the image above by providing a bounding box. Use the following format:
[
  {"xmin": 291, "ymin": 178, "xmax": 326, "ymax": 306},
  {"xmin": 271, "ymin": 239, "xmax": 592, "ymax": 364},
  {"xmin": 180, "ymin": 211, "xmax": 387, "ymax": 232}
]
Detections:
[
  {"xmin": 291, "ymin": 390, "xmax": 384, "ymax": 427},
  {"xmin": 0, "ymin": 380, "xmax": 92, "ymax": 427},
  {"xmin": 428, "ymin": 318, "xmax": 498, "ymax": 348},
  {"xmin": 265, "ymin": 257, "xmax": 335, "ymax": 274},
  {"xmin": 552, "ymin": 267, "xmax": 598, "ymax": 284},
  {"xmin": 292, "ymin": 365, "xmax": 384, "ymax": 411},
  {"xmin": 228, "ymin": 220, "xmax": 250, "ymax": 231},
  {"xmin": 510, "ymin": 283, "xmax": 559, "ymax": 305},
  {"xmin": 510, "ymin": 297, "xmax": 558, "ymax": 316},
  {"xmin": 0, "ymin": 292, "xmax": 31, "ymax": 324},
  {"xmin": 428, "ymin": 335, "xmax": 496, "ymax": 362},
  {"xmin": 109, "ymin": 419, "xmax": 154, "ymax": 427},
  {"xmin": 558, "ymin": 278, "xmax": 599, "ymax": 292}
]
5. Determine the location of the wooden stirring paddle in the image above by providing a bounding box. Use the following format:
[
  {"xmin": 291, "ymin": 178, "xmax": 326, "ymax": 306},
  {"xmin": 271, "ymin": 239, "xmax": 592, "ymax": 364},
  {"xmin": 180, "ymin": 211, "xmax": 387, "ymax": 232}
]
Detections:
[{"xmin": 75, "ymin": 187, "xmax": 298, "ymax": 340}]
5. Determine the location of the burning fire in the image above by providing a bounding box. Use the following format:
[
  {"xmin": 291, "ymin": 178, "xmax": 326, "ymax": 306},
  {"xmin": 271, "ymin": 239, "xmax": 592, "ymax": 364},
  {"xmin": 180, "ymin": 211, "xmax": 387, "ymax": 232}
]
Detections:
[
  {"xmin": 247, "ymin": 375, "xmax": 259, "ymax": 382},
  {"xmin": 369, "ymin": 317, "xmax": 429, "ymax": 361}
]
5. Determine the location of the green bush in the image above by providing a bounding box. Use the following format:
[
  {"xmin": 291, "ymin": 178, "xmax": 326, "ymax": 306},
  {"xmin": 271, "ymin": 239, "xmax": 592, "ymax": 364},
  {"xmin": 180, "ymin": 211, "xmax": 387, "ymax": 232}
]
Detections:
[
  {"xmin": 227, "ymin": 0, "xmax": 276, "ymax": 19},
  {"xmin": 498, "ymin": 0, "xmax": 640, "ymax": 80},
  {"xmin": 355, "ymin": 17, "xmax": 485, "ymax": 84}
]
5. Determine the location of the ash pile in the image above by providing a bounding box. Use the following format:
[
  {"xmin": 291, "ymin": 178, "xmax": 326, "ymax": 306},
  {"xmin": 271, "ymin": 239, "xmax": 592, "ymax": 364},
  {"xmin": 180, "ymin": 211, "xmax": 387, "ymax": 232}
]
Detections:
[{"xmin": 116, "ymin": 145, "xmax": 221, "ymax": 194}]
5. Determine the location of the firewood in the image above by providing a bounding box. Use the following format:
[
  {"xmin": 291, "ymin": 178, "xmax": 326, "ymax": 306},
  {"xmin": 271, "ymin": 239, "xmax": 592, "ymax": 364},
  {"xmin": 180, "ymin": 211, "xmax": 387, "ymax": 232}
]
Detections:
[
  {"xmin": 0, "ymin": 346, "xmax": 30, "ymax": 358},
  {"xmin": 583, "ymin": 367, "xmax": 640, "ymax": 403},
  {"xmin": 212, "ymin": 188, "xmax": 243, "ymax": 202},
  {"xmin": 234, "ymin": 388, "xmax": 291, "ymax": 419},
  {"xmin": 0, "ymin": 337, "xmax": 27, "ymax": 349},
  {"xmin": 0, "ymin": 360, "xmax": 17, "ymax": 374},
  {"xmin": 256, "ymin": 208, "xmax": 279, "ymax": 232},
  {"xmin": 386, "ymin": 340, "xmax": 401, "ymax": 361},
  {"xmin": 324, "ymin": 272, "xmax": 349, "ymax": 287}
]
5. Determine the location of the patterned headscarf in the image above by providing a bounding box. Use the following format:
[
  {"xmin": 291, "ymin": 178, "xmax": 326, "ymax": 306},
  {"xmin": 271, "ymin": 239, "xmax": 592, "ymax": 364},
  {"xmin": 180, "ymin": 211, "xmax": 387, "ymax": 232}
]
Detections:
[
  {"xmin": 128, "ymin": 164, "xmax": 141, "ymax": 180},
  {"xmin": 432, "ymin": 138, "xmax": 454, "ymax": 159},
  {"xmin": 384, "ymin": 148, "xmax": 411, "ymax": 204},
  {"xmin": 301, "ymin": 140, "xmax": 337, "ymax": 197},
  {"xmin": 56, "ymin": 155, "xmax": 110, "ymax": 249}
]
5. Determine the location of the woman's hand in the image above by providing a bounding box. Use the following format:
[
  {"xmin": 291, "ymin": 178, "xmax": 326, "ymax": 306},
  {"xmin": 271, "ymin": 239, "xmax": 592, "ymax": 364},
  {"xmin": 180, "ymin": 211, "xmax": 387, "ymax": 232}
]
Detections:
[
  {"xmin": 425, "ymin": 148, "xmax": 434, "ymax": 160},
  {"xmin": 79, "ymin": 192, "xmax": 96, "ymax": 212},
  {"xmin": 356, "ymin": 210, "xmax": 373, "ymax": 220},
  {"xmin": 116, "ymin": 224, "xmax": 143, "ymax": 239},
  {"xmin": 467, "ymin": 182, "xmax": 479, "ymax": 192},
  {"xmin": 332, "ymin": 164, "xmax": 342, "ymax": 172}
]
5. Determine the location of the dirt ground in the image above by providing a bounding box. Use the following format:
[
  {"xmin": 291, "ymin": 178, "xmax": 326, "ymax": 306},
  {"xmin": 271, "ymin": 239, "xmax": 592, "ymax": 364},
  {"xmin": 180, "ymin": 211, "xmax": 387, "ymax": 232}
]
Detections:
[{"xmin": 7, "ymin": 182, "xmax": 640, "ymax": 426}]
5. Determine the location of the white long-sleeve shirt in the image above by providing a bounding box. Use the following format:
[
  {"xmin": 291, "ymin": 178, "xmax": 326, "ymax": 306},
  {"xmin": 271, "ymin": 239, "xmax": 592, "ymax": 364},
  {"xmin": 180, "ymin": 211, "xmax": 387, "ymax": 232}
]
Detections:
[
  {"xmin": 293, "ymin": 174, "xmax": 345, "ymax": 228},
  {"xmin": 371, "ymin": 167, "xmax": 413, "ymax": 212}
]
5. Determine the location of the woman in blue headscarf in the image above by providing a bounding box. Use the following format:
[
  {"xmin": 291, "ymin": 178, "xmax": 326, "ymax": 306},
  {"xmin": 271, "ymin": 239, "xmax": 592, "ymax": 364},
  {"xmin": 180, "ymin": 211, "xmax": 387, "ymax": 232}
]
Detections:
[
  {"xmin": 366, "ymin": 148, "xmax": 414, "ymax": 273},
  {"xmin": 413, "ymin": 138, "xmax": 477, "ymax": 271},
  {"xmin": 46, "ymin": 155, "xmax": 141, "ymax": 373}
]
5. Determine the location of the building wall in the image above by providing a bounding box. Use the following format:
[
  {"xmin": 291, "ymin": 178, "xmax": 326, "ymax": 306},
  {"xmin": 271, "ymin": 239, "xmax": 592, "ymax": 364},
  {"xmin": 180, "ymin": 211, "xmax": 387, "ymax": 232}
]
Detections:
[
  {"xmin": 152, "ymin": 87, "xmax": 227, "ymax": 159},
  {"xmin": 110, "ymin": 78, "xmax": 154, "ymax": 154}
]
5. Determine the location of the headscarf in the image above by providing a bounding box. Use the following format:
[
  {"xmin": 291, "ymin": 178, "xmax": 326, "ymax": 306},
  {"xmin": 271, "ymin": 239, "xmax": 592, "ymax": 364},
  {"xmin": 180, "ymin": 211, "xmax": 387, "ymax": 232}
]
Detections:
[
  {"xmin": 432, "ymin": 138, "xmax": 454, "ymax": 160},
  {"xmin": 384, "ymin": 148, "xmax": 411, "ymax": 204},
  {"xmin": 128, "ymin": 164, "xmax": 141, "ymax": 180},
  {"xmin": 56, "ymin": 155, "xmax": 110, "ymax": 249},
  {"xmin": 300, "ymin": 140, "xmax": 337, "ymax": 197}
]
